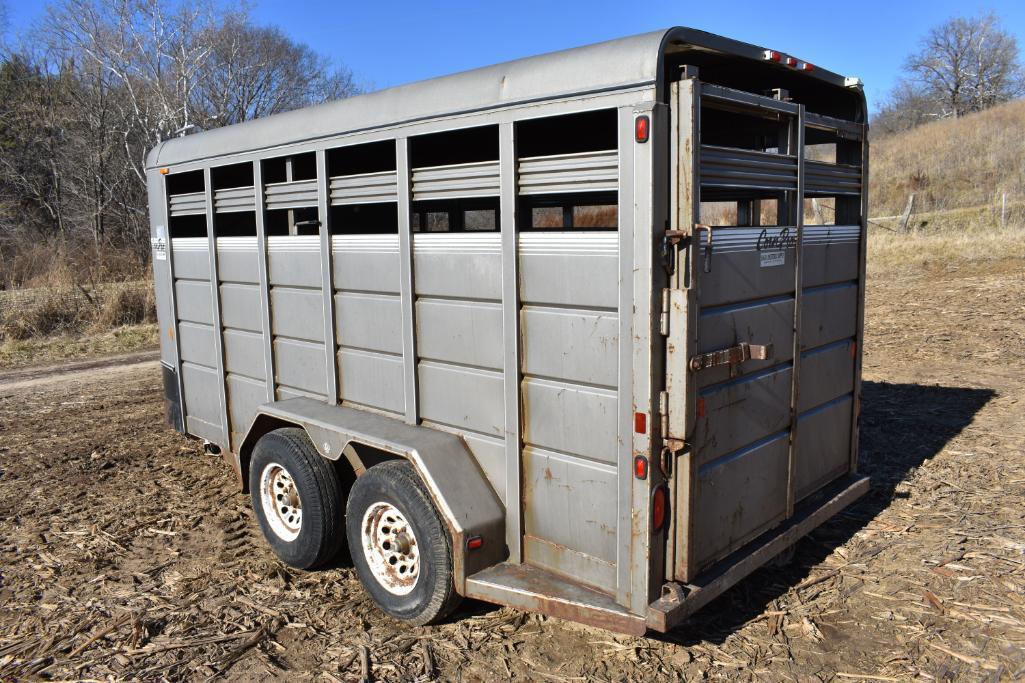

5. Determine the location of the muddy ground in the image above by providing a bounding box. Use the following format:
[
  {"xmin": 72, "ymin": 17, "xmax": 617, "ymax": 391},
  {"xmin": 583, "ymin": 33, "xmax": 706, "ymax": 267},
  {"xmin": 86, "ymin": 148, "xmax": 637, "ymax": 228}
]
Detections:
[{"xmin": 1, "ymin": 261, "xmax": 1024, "ymax": 681}]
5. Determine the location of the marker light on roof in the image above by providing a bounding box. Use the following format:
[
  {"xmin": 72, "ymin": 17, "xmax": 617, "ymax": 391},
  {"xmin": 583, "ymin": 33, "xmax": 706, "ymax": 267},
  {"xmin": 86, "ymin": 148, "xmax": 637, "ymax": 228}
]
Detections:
[
  {"xmin": 763, "ymin": 50, "xmax": 782, "ymax": 63},
  {"xmin": 801, "ymin": 62, "xmax": 815, "ymax": 72},
  {"xmin": 786, "ymin": 56, "xmax": 798, "ymax": 67}
]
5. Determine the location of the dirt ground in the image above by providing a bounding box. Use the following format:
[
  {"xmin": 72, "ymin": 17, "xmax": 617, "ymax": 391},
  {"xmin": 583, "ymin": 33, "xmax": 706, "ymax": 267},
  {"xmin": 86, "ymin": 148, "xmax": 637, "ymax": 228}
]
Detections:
[{"xmin": 1, "ymin": 260, "xmax": 1023, "ymax": 682}]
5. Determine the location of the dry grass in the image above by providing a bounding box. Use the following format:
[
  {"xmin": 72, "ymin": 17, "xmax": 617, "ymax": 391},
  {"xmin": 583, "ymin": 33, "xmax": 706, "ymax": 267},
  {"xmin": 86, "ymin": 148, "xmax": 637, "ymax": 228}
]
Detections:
[
  {"xmin": 867, "ymin": 203, "xmax": 1024, "ymax": 277},
  {"xmin": 0, "ymin": 323, "xmax": 159, "ymax": 369},
  {"xmin": 0, "ymin": 274, "xmax": 155, "ymax": 343},
  {"xmin": 871, "ymin": 99, "xmax": 1025, "ymax": 215}
]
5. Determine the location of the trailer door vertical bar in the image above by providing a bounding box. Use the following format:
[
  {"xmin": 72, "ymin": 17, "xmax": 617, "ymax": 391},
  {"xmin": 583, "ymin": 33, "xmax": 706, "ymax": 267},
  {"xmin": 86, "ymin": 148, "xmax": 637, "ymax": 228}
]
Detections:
[
  {"xmin": 316, "ymin": 149, "xmax": 339, "ymax": 405},
  {"xmin": 619, "ymin": 103, "xmax": 647, "ymax": 612},
  {"xmin": 669, "ymin": 75, "xmax": 701, "ymax": 583},
  {"xmin": 785, "ymin": 106, "xmax": 807, "ymax": 519},
  {"xmin": 499, "ymin": 122, "xmax": 522, "ymax": 563},
  {"xmin": 850, "ymin": 124, "xmax": 869, "ymax": 473},
  {"xmin": 396, "ymin": 138, "xmax": 419, "ymax": 424},
  {"xmin": 203, "ymin": 167, "xmax": 230, "ymax": 447}
]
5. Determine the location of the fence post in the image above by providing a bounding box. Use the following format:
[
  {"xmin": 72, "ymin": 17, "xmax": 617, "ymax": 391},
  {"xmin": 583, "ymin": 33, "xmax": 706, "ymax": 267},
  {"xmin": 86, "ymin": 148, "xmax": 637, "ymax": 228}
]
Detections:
[
  {"xmin": 899, "ymin": 193, "xmax": 915, "ymax": 233},
  {"xmin": 1001, "ymin": 192, "xmax": 1007, "ymax": 228}
]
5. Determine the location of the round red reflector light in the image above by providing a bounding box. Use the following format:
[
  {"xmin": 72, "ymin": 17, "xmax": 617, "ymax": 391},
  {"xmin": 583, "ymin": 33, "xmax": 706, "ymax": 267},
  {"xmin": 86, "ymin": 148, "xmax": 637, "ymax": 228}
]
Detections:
[
  {"xmin": 786, "ymin": 56, "xmax": 797, "ymax": 67},
  {"xmin": 634, "ymin": 455, "xmax": 648, "ymax": 480},
  {"xmin": 652, "ymin": 486, "xmax": 667, "ymax": 531}
]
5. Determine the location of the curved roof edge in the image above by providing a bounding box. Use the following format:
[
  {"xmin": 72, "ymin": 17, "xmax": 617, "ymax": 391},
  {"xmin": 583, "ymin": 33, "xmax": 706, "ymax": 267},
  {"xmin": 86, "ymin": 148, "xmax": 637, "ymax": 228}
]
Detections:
[{"xmin": 150, "ymin": 27, "xmax": 860, "ymax": 169}]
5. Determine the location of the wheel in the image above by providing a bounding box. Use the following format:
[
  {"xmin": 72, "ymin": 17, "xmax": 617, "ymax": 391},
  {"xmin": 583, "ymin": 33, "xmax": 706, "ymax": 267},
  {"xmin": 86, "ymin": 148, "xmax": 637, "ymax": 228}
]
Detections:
[
  {"xmin": 249, "ymin": 427, "xmax": 346, "ymax": 569},
  {"xmin": 345, "ymin": 460, "xmax": 461, "ymax": 625}
]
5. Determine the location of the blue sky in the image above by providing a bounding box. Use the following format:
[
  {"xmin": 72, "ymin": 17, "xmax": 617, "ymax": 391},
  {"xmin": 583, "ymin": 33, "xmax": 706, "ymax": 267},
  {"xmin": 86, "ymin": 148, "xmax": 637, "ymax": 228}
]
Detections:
[{"xmin": 6, "ymin": 0, "xmax": 1025, "ymax": 112}]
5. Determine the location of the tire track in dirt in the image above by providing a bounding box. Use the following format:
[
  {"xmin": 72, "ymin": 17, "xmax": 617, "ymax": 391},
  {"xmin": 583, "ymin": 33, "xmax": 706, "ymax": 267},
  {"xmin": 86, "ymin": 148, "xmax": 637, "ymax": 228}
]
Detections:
[{"xmin": 0, "ymin": 351, "xmax": 159, "ymax": 392}]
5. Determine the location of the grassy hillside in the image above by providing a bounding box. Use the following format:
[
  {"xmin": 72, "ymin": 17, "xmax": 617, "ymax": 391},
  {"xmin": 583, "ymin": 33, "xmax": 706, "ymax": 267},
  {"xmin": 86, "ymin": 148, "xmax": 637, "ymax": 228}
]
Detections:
[{"xmin": 871, "ymin": 99, "xmax": 1025, "ymax": 220}]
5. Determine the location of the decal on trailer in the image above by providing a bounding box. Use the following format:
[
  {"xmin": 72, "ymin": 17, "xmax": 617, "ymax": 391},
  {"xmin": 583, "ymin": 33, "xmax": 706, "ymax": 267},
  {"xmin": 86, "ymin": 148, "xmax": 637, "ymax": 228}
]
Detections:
[
  {"xmin": 759, "ymin": 250, "xmax": 785, "ymax": 268},
  {"xmin": 152, "ymin": 224, "xmax": 167, "ymax": 261}
]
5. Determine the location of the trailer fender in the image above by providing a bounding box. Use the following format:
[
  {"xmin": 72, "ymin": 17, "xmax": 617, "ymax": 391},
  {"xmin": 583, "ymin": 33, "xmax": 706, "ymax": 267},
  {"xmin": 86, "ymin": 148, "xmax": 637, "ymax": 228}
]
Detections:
[{"xmin": 239, "ymin": 397, "xmax": 506, "ymax": 591}]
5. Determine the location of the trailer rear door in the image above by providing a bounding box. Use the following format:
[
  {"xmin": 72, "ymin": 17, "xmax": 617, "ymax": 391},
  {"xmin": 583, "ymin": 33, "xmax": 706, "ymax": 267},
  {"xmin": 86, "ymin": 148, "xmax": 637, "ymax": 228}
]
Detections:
[{"xmin": 664, "ymin": 75, "xmax": 867, "ymax": 582}]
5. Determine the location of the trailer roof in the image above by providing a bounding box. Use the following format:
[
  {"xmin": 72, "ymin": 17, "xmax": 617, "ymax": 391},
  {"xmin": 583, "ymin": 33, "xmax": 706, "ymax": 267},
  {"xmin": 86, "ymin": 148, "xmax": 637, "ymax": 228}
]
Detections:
[{"xmin": 149, "ymin": 27, "xmax": 856, "ymax": 169}]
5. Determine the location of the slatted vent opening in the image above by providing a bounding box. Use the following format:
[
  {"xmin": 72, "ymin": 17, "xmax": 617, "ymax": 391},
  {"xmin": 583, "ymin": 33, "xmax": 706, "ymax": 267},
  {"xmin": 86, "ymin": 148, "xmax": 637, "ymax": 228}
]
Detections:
[
  {"xmin": 328, "ymin": 140, "xmax": 399, "ymax": 207},
  {"xmin": 410, "ymin": 125, "xmax": 499, "ymax": 202}
]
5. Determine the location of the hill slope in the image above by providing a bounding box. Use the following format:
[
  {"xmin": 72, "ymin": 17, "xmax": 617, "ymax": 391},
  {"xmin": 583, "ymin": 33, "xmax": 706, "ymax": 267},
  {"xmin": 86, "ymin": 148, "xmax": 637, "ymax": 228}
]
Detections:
[{"xmin": 870, "ymin": 99, "xmax": 1025, "ymax": 217}]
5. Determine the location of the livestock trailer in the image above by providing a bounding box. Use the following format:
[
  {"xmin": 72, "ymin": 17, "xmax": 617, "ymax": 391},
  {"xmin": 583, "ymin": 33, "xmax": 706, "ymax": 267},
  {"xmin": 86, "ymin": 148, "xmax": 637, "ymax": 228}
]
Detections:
[{"xmin": 148, "ymin": 27, "xmax": 870, "ymax": 635}]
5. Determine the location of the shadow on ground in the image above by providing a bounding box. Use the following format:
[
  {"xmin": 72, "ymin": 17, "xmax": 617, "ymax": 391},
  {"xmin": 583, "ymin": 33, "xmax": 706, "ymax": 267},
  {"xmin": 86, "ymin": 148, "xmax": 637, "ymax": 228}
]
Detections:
[{"xmin": 658, "ymin": 379, "xmax": 995, "ymax": 646}]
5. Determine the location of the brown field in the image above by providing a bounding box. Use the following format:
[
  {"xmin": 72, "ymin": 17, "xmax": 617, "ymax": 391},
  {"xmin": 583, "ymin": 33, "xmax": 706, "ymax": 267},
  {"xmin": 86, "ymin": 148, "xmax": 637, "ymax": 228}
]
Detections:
[{"xmin": 1, "ymin": 240, "xmax": 1024, "ymax": 681}]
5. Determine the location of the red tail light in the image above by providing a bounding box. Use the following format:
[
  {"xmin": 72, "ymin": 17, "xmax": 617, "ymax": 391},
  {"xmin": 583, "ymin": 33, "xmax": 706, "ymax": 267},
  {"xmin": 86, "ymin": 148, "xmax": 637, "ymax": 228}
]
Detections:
[
  {"xmin": 785, "ymin": 56, "xmax": 798, "ymax": 68},
  {"xmin": 652, "ymin": 486, "xmax": 667, "ymax": 531},
  {"xmin": 466, "ymin": 535, "xmax": 484, "ymax": 550},
  {"xmin": 635, "ymin": 115, "xmax": 650, "ymax": 143},
  {"xmin": 634, "ymin": 455, "xmax": 648, "ymax": 480},
  {"xmin": 764, "ymin": 50, "xmax": 782, "ymax": 63}
]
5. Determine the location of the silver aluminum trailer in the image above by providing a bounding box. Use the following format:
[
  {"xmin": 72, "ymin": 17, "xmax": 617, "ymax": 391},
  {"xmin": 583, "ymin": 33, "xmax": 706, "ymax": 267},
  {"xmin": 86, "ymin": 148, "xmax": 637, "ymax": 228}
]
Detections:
[{"xmin": 147, "ymin": 27, "xmax": 870, "ymax": 635}]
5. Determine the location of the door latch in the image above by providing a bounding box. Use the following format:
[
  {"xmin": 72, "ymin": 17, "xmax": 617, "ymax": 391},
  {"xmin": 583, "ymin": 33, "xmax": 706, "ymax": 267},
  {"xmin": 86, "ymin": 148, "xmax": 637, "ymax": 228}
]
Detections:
[
  {"xmin": 689, "ymin": 342, "xmax": 773, "ymax": 372},
  {"xmin": 694, "ymin": 224, "xmax": 714, "ymax": 273}
]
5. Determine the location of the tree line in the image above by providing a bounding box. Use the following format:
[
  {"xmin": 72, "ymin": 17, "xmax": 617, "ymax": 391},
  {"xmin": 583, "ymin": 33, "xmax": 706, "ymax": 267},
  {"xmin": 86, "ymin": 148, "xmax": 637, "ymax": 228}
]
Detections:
[
  {"xmin": 0, "ymin": 0, "xmax": 358, "ymax": 287},
  {"xmin": 874, "ymin": 11, "xmax": 1024, "ymax": 136}
]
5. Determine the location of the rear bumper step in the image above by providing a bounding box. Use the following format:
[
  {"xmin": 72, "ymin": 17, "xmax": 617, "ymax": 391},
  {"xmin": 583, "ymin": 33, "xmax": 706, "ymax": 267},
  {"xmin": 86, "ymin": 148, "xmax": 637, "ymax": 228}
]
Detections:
[
  {"xmin": 465, "ymin": 562, "xmax": 646, "ymax": 636},
  {"xmin": 648, "ymin": 474, "xmax": 870, "ymax": 632}
]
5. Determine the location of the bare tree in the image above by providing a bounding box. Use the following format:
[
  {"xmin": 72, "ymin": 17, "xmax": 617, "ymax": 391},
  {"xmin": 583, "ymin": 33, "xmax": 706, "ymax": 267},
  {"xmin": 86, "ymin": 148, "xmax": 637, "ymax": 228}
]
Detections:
[
  {"xmin": 197, "ymin": 15, "xmax": 358, "ymax": 126},
  {"xmin": 0, "ymin": 0, "xmax": 9, "ymax": 48},
  {"xmin": 904, "ymin": 12, "xmax": 1023, "ymax": 119},
  {"xmin": 43, "ymin": 0, "xmax": 221, "ymax": 184},
  {"xmin": 1, "ymin": 0, "xmax": 359, "ymax": 272},
  {"xmin": 872, "ymin": 80, "xmax": 937, "ymax": 137}
]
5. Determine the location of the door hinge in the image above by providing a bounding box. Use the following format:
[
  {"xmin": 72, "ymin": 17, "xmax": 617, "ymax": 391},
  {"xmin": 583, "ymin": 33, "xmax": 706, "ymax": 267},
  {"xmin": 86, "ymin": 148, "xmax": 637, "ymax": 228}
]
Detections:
[{"xmin": 689, "ymin": 342, "xmax": 773, "ymax": 373}]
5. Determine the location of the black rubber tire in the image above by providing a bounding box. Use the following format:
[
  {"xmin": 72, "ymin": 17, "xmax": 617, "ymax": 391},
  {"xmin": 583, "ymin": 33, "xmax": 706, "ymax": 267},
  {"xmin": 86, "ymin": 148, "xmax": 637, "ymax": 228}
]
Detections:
[
  {"xmin": 346, "ymin": 460, "xmax": 461, "ymax": 625},
  {"xmin": 249, "ymin": 428, "xmax": 346, "ymax": 569}
]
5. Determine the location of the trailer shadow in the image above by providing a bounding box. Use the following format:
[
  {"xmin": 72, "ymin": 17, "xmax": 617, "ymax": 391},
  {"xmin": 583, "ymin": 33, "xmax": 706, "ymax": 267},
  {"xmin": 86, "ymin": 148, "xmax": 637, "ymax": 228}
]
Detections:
[{"xmin": 656, "ymin": 379, "xmax": 995, "ymax": 646}]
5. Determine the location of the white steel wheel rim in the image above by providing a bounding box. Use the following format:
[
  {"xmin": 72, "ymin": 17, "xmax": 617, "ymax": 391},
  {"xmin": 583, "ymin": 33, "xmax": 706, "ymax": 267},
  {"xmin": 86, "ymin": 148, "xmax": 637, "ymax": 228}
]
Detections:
[
  {"xmin": 360, "ymin": 502, "xmax": 420, "ymax": 596},
  {"xmin": 259, "ymin": 462, "xmax": 303, "ymax": 542}
]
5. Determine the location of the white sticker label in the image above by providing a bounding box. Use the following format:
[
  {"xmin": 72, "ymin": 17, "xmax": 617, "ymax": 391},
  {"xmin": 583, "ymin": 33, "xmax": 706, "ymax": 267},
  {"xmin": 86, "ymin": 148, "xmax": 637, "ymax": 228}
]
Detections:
[
  {"xmin": 760, "ymin": 250, "xmax": 785, "ymax": 268},
  {"xmin": 151, "ymin": 236, "xmax": 167, "ymax": 261}
]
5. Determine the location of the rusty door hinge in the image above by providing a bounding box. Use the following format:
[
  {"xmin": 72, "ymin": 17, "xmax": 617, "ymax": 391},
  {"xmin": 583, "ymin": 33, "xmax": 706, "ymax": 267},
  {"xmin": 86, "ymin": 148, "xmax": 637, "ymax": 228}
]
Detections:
[
  {"xmin": 658, "ymin": 390, "xmax": 669, "ymax": 437},
  {"xmin": 689, "ymin": 342, "xmax": 773, "ymax": 372}
]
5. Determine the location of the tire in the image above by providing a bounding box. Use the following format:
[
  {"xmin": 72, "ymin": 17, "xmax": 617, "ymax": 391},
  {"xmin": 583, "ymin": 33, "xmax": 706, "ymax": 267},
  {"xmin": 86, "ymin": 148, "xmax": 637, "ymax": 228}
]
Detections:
[
  {"xmin": 346, "ymin": 460, "xmax": 461, "ymax": 625},
  {"xmin": 249, "ymin": 427, "xmax": 346, "ymax": 569}
]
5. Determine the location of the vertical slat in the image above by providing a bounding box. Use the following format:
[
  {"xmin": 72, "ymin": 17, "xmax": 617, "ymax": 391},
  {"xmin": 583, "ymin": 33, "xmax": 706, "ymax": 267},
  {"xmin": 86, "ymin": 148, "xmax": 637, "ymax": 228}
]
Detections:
[
  {"xmin": 850, "ymin": 127, "xmax": 870, "ymax": 473},
  {"xmin": 618, "ymin": 104, "xmax": 642, "ymax": 611},
  {"xmin": 499, "ymin": 122, "xmax": 521, "ymax": 564},
  {"xmin": 203, "ymin": 167, "xmax": 230, "ymax": 446},
  {"xmin": 396, "ymin": 138, "xmax": 419, "ymax": 424},
  {"xmin": 253, "ymin": 161, "xmax": 276, "ymax": 403},
  {"xmin": 317, "ymin": 149, "xmax": 338, "ymax": 405},
  {"xmin": 162, "ymin": 178, "xmax": 187, "ymax": 432},
  {"xmin": 785, "ymin": 108, "xmax": 807, "ymax": 519}
]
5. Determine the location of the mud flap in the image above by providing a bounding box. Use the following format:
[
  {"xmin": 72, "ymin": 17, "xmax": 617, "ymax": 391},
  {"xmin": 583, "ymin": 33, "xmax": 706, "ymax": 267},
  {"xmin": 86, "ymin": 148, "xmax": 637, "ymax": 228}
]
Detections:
[{"xmin": 161, "ymin": 363, "xmax": 185, "ymax": 434}]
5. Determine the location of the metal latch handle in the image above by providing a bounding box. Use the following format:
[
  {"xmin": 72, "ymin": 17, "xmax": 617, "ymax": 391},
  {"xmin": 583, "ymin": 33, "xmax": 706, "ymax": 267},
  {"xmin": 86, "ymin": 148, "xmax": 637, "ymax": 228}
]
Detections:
[{"xmin": 689, "ymin": 342, "xmax": 773, "ymax": 372}]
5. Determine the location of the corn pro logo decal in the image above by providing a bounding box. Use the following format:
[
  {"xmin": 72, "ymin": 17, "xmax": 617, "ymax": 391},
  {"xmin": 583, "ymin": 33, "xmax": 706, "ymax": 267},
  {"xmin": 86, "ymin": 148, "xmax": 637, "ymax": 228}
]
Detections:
[{"xmin": 756, "ymin": 227, "xmax": 795, "ymax": 268}]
